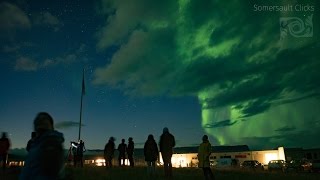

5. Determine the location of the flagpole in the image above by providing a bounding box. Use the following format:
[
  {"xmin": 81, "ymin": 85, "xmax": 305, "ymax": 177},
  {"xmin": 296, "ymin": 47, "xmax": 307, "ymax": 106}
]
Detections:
[{"xmin": 78, "ymin": 68, "xmax": 85, "ymax": 141}]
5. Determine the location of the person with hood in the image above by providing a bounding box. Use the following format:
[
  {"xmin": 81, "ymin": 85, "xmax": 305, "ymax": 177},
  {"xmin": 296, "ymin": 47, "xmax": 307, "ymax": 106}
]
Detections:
[
  {"xmin": 0, "ymin": 132, "xmax": 11, "ymax": 171},
  {"xmin": 104, "ymin": 137, "xmax": 115, "ymax": 168},
  {"xmin": 20, "ymin": 112, "xmax": 65, "ymax": 180},
  {"xmin": 127, "ymin": 137, "xmax": 134, "ymax": 167},
  {"xmin": 198, "ymin": 135, "xmax": 214, "ymax": 180},
  {"xmin": 159, "ymin": 127, "xmax": 175, "ymax": 177},
  {"xmin": 144, "ymin": 134, "xmax": 159, "ymax": 177}
]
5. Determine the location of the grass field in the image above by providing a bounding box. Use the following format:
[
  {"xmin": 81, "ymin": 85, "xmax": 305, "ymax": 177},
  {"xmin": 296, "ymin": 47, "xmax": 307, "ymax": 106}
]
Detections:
[{"xmin": 1, "ymin": 166, "xmax": 320, "ymax": 180}]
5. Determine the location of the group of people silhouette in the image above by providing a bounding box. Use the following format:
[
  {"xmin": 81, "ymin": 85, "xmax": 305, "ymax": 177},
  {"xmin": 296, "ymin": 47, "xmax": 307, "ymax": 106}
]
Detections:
[
  {"xmin": 67, "ymin": 139, "xmax": 86, "ymax": 167},
  {"xmin": 103, "ymin": 137, "xmax": 135, "ymax": 167},
  {"xmin": 1, "ymin": 112, "xmax": 214, "ymax": 180},
  {"xmin": 103, "ymin": 127, "xmax": 176, "ymax": 177}
]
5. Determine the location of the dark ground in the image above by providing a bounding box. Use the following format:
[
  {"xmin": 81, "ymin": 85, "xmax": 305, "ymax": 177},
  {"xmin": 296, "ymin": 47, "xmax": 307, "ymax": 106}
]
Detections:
[{"xmin": 1, "ymin": 166, "xmax": 320, "ymax": 180}]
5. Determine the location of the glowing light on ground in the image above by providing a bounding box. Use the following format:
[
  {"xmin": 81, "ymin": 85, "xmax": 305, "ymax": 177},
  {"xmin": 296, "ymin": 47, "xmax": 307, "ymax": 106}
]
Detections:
[{"xmin": 95, "ymin": 159, "xmax": 105, "ymax": 166}]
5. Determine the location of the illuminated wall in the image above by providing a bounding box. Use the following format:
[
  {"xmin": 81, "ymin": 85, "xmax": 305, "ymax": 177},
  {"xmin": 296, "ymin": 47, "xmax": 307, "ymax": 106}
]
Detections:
[
  {"xmin": 159, "ymin": 153, "xmax": 198, "ymax": 168},
  {"xmin": 212, "ymin": 147, "xmax": 285, "ymax": 165},
  {"xmin": 159, "ymin": 146, "xmax": 286, "ymax": 168},
  {"xmin": 80, "ymin": 147, "xmax": 286, "ymax": 168}
]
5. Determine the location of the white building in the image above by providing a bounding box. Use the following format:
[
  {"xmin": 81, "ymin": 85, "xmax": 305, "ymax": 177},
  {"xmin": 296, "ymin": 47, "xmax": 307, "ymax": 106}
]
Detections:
[{"xmin": 159, "ymin": 146, "xmax": 286, "ymax": 168}]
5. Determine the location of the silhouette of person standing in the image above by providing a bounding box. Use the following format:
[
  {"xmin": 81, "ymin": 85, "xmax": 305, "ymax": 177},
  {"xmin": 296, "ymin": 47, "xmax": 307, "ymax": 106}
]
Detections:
[
  {"xmin": 66, "ymin": 142, "xmax": 74, "ymax": 166},
  {"xmin": 76, "ymin": 140, "xmax": 86, "ymax": 167},
  {"xmin": 104, "ymin": 137, "xmax": 115, "ymax": 168},
  {"xmin": 0, "ymin": 132, "xmax": 11, "ymax": 172},
  {"xmin": 198, "ymin": 135, "xmax": 214, "ymax": 180},
  {"xmin": 118, "ymin": 139, "xmax": 127, "ymax": 166},
  {"xmin": 20, "ymin": 112, "xmax": 65, "ymax": 180},
  {"xmin": 159, "ymin": 127, "xmax": 175, "ymax": 177},
  {"xmin": 70, "ymin": 141, "xmax": 78, "ymax": 167},
  {"xmin": 127, "ymin": 137, "xmax": 134, "ymax": 167},
  {"xmin": 144, "ymin": 134, "xmax": 159, "ymax": 177}
]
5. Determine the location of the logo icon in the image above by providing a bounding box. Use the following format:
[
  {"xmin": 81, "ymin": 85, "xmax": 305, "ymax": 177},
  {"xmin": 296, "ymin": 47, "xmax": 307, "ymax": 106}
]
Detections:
[{"xmin": 280, "ymin": 14, "xmax": 313, "ymax": 39}]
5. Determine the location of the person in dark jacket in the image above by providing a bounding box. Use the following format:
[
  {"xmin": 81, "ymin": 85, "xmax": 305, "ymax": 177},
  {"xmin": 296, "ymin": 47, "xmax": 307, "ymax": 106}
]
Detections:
[
  {"xmin": 127, "ymin": 137, "xmax": 134, "ymax": 167},
  {"xmin": 104, "ymin": 137, "xmax": 115, "ymax": 168},
  {"xmin": 26, "ymin": 132, "xmax": 36, "ymax": 152},
  {"xmin": 198, "ymin": 135, "xmax": 214, "ymax": 180},
  {"xmin": 144, "ymin": 134, "xmax": 159, "ymax": 176},
  {"xmin": 159, "ymin": 127, "xmax": 175, "ymax": 177},
  {"xmin": 20, "ymin": 112, "xmax": 65, "ymax": 180},
  {"xmin": 0, "ymin": 132, "xmax": 11, "ymax": 171},
  {"xmin": 118, "ymin": 139, "xmax": 127, "ymax": 166}
]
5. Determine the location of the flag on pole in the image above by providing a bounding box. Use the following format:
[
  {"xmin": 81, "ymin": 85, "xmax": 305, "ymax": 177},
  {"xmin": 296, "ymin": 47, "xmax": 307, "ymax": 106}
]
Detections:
[{"xmin": 82, "ymin": 68, "xmax": 85, "ymax": 95}]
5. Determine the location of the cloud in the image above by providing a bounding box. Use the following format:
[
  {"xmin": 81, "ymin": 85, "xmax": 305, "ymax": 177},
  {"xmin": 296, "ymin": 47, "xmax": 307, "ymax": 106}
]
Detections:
[
  {"xmin": 0, "ymin": 3, "xmax": 62, "ymax": 40},
  {"xmin": 40, "ymin": 12, "xmax": 60, "ymax": 25},
  {"xmin": 33, "ymin": 11, "xmax": 62, "ymax": 31},
  {"xmin": 93, "ymin": 0, "xmax": 320, "ymax": 148},
  {"xmin": 55, "ymin": 121, "xmax": 85, "ymax": 129},
  {"xmin": 94, "ymin": 29, "xmax": 178, "ymax": 95},
  {"xmin": 2, "ymin": 42, "xmax": 34, "ymax": 53},
  {"xmin": 14, "ymin": 56, "xmax": 68, "ymax": 72},
  {"xmin": 14, "ymin": 57, "xmax": 38, "ymax": 71},
  {"xmin": 41, "ymin": 44, "xmax": 87, "ymax": 68},
  {"xmin": 14, "ymin": 54, "xmax": 76, "ymax": 71},
  {"xmin": 96, "ymin": 0, "xmax": 177, "ymax": 50},
  {"xmin": 204, "ymin": 119, "xmax": 237, "ymax": 128},
  {"xmin": 94, "ymin": 0, "xmax": 319, "ymax": 106},
  {"xmin": 0, "ymin": 2, "xmax": 31, "ymax": 32},
  {"xmin": 38, "ymin": 54, "xmax": 77, "ymax": 69},
  {"xmin": 14, "ymin": 44, "xmax": 87, "ymax": 71},
  {"xmin": 242, "ymin": 129, "xmax": 320, "ymax": 149}
]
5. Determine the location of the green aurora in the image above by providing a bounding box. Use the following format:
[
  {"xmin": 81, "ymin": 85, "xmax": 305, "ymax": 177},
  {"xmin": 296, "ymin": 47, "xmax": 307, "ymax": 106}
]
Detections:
[{"xmin": 94, "ymin": 0, "xmax": 320, "ymax": 149}]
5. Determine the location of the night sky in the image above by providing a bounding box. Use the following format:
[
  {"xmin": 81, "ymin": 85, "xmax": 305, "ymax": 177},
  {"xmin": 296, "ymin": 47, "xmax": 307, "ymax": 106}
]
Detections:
[{"xmin": 1, "ymin": 0, "xmax": 319, "ymax": 150}]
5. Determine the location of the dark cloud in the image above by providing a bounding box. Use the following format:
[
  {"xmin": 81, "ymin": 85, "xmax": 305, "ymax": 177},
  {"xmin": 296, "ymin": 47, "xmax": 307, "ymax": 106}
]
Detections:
[
  {"xmin": 240, "ymin": 100, "xmax": 271, "ymax": 118},
  {"xmin": 55, "ymin": 121, "xmax": 85, "ymax": 129},
  {"xmin": 275, "ymin": 92, "xmax": 320, "ymax": 106},
  {"xmin": 275, "ymin": 126, "xmax": 296, "ymax": 132},
  {"xmin": 204, "ymin": 119, "xmax": 237, "ymax": 128},
  {"xmin": 242, "ymin": 129, "xmax": 320, "ymax": 149}
]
